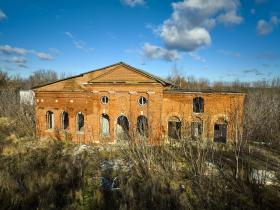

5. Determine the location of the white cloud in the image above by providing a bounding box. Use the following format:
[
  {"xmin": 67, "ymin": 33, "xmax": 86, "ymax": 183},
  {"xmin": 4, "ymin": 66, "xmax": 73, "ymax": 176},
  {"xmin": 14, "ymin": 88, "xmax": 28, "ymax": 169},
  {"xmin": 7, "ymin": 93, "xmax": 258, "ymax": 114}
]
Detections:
[
  {"xmin": 1, "ymin": 56, "xmax": 29, "ymax": 68},
  {"xmin": 65, "ymin": 31, "xmax": 74, "ymax": 39},
  {"xmin": 160, "ymin": 24, "xmax": 211, "ymax": 52},
  {"xmin": 257, "ymin": 20, "xmax": 272, "ymax": 35},
  {"xmin": 33, "ymin": 52, "xmax": 54, "ymax": 60},
  {"xmin": 217, "ymin": 10, "xmax": 243, "ymax": 25},
  {"xmin": 257, "ymin": 16, "xmax": 279, "ymax": 35},
  {"xmin": 0, "ymin": 9, "xmax": 7, "ymax": 21},
  {"xmin": 142, "ymin": 43, "xmax": 180, "ymax": 61},
  {"xmin": 188, "ymin": 52, "xmax": 206, "ymax": 62},
  {"xmin": 10, "ymin": 57, "xmax": 27, "ymax": 64},
  {"xmin": 0, "ymin": 44, "xmax": 54, "ymax": 61},
  {"xmin": 64, "ymin": 31, "xmax": 94, "ymax": 52},
  {"xmin": 121, "ymin": 0, "xmax": 145, "ymax": 7},
  {"xmin": 74, "ymin": 40, "xmax": 94, "ymax": 52},
  {"xmin": 73, "ymin": 41, "xmax": 84, "ymax": 49},
  {"xmin": 2, "ymin": 56, "xmax": 27, "ymax": 64},
  {"xmin": 0, "ymin": 45, "xmax": 28, "ymax": 55},
  {"xmin": 141, "ymin": 0, "xmax": 242, "ymax": 61},
  {"xmin": 157, "ymin": 0, "xmax": 242, "ymax": 52}
]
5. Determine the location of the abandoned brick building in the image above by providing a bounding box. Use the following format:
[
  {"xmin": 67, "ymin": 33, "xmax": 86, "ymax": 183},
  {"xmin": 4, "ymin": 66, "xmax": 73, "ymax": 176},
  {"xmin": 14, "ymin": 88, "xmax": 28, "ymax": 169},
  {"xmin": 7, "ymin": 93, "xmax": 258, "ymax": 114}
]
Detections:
[{"xmin": 33, "ymin": 62, "xmax": 245, "ymax": 144}]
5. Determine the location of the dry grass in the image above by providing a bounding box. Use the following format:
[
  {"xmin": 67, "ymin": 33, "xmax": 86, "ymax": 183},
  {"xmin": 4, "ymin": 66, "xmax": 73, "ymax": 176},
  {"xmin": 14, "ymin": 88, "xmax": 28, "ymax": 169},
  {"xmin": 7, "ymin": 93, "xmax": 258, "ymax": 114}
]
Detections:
[{"xmin": 1, "ymin": 120, "xmax": 280, "ymax": 210}]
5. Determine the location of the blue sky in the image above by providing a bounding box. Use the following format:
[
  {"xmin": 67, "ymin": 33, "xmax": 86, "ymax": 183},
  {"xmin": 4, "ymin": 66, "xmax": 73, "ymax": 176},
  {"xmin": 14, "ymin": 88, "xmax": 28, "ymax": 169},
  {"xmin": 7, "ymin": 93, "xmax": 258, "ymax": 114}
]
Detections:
[{"xmin": 0, "ymin": 0, "xmax": 279, "ymax": 82}]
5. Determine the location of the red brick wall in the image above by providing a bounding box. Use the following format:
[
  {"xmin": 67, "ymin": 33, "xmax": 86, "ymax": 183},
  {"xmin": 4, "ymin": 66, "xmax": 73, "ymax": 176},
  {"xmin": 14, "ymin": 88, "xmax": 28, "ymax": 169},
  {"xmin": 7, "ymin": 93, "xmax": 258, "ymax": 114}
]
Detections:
[
  {"xmin": 35, "ymin": 83, "xmax": 165, "ymax": 144},
  {"xmin": 34, "ymin": 64, "xmax": 245, "ymax": 144},
  {"xmin": 162, "ymin": 91, "xmax": 245, "ymax": 142},
  {"xmin": 35, "ymin": 87, "xmax": 245, "ymax": 144}
]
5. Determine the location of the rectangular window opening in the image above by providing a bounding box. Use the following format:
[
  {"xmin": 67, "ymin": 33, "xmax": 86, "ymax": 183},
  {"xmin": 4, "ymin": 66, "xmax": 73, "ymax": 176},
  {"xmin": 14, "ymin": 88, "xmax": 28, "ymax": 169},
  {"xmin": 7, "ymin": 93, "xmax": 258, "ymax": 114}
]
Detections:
[
  {"xmin": 191, "ymin": 122, "xmax": 203, "ymax": 140},
  {"xmin": 214, "ymin": 124, "xmax": 227, "ymax": 143}
]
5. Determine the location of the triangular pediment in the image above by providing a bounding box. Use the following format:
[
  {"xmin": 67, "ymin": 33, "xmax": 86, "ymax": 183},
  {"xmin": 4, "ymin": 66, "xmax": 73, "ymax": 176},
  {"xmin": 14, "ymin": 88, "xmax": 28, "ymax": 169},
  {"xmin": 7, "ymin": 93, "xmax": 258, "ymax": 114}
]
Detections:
[
  {"xmin": 88, "ymin": 64, "xmax": 159, "ymax": 84},
  {"xmin": 33, "ymin": 62, "xmax": 172, "ymax": 91}
]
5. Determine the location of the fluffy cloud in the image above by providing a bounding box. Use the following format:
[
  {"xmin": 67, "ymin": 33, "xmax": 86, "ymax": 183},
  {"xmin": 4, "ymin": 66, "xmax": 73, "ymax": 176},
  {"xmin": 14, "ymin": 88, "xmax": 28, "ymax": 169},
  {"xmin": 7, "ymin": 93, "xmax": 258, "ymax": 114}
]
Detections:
[
  {"xmin": 0, "ymin": 44, "xmax": 54, "ymax": 61},
  {"xmin": 217, "ymin": 10, "xmax": 243, "ymax": 25},
  {"xmin": 0, "ymin": 45, "xmax": 27, "ymax": 55},
  {"xmin": 158, "ymin": 0, "xmax": 242, "ymax": 52},
  {"xmin": 0, "ymin": 9, "xmax": 7, "ymax": 21},
  {"xmin": 160, "ymin": 24, "xmax": 211, "ymax": 52},
  {"xmin": 257, "ymin": 16, "xmax": 279, "ymax": 35},
  {"xmin": 142, "ymin": 43, "xmax": 180, "ymax": 61},
  {"xmin": 121, "ymin": 0, "xmax": 145, "ymax": 7},
  {"xmin": 143, "ymin": 0, "xmax": 243, "ymax": 61}
]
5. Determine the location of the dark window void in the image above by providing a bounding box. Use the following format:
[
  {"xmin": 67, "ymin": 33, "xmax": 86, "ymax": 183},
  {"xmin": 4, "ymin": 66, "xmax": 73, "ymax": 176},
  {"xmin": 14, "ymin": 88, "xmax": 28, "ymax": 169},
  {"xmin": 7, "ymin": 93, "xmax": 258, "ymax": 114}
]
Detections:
[
  {"xmin": 46, "ymin": 111, "xmax": 54, "ymax": 129},
  {"xmin": 61, "ymin": 112, "xmax": 69, "ymax": 130},
  {"xmin": 116, "ymin": 115, "xmax": 129, "ymax": 140},
  {"xmin": 100, "ymin": 114, "xmax": 110, "ymax": 137},
  {"xmin": 139, "ymin": 96, "xmax": 147, "ymax": 106},
  {"xmin": 191, "ymin": 121, "xmax": 203, "ymax": 140},
  {"xmin": 101, "ymin": 96, "xmax": 109, "ymax": 104},
  {"xmin": 214, "ymin": 124, "xmax": 227, "ymax": 143},
  {"xmin": 137, "ymin": 115, "xmax": 148, "ymax": 138},
  {"xmin": 168, "ymin": 116, "xmax": 181, "ymax": 140},
  {"xmin": 77, "ymin": 112, "xmax": 84, "ymax": 132},
  {"xmin": 193, "ymin": 97, "xmax": 204, "ymax": 113}
]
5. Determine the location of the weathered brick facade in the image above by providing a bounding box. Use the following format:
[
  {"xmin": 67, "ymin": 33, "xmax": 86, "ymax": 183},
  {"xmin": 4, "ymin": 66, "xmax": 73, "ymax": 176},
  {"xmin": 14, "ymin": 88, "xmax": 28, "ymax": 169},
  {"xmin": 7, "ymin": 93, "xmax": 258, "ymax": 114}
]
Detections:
[{"xmin": 33, "ymin": 62, "xmax": 245, "ymax": 144}]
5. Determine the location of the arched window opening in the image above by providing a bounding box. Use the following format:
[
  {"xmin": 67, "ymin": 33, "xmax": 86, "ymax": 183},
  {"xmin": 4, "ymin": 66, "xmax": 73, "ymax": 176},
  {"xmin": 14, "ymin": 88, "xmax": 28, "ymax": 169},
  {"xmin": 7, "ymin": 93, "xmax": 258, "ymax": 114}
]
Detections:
[
  {"xmin": 61, "ymin": 111, "xmax": 69, "ymax": 130},
  {"xmin": 101, "ymin": 96, "xmax": 109, "ymax": 104},
  {"xmin": 193, "ymin": 97, "xmax": 204, "ymax": 113},
  {"xmin": 138, "ymin": 96, "xmax": 147, "ymax": 106},
  {"xmin": 191, "ymin": 121, "xmax": 203, "ymax": 140},
  {"xmin": 214, "ymin": 123, "xmax": 227, "ymax": 143},
  {"xmin": 116, "ymin": 115, "xmax": 129, "ymax": 140},
  {"xmin": 100, "ymin": 114, "xmax": 110, "ymax": 137},
  {"xmin": 137, "ymin": 115, "xmax": 148, "ymax": 138},
  {"xmin": 168, "ymin": 116, "xmax": 181, "ymax": 140},
  {"xmin": 77, "ymin": 112, "xmax": 84, "ymax": 132},
  {"xmin": 46, "ymin": 111, "xmax": 54, "ymax": 129}
]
